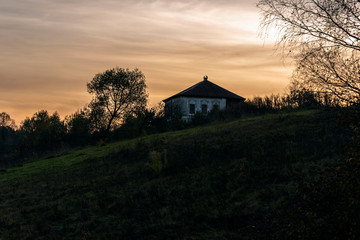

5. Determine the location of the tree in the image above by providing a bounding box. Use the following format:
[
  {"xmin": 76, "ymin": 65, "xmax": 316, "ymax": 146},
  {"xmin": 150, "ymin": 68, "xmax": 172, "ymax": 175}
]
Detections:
[
  {"xmin": 0, "ymin": 112, "xmax": 15, "ymax": 146},
  {"xmin": 20, "ymin": 110, "xmax": 66, "ymax": 152},
  {"xmin": 65, "ymin": 107, "xmax": 92, "ymax": 145},
  {"xmin": 0, "ymin": 112, "xmax": 16, "ymax": 129},
  {"xmin": 258, "ymin": 0, "xmax": 360, "ymax": 103},
  {"xmin": 0, "ymin": 113, "xmax": 18, "ymax": 167},
  {"xmin": 0, "ymin": 112, "xmax": 17, "ymax": 143},
  {"xmin": 117, "ymin": 103, "xmax": 167, "ymax": 139},
  {"xmin": 87, "ymin": 67, "xmax": 148, "ymax": 134}
]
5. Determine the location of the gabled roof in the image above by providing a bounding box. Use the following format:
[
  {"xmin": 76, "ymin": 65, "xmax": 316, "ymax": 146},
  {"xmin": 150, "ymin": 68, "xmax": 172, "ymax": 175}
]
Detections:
[{"xmin": 163, "ymin": 76, "xmax": 245, "ymax": 102}]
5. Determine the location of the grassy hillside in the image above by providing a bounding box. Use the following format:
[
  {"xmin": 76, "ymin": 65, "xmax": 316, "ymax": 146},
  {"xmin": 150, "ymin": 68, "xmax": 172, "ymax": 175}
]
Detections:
[{"xmin": 0, "ymin": 109, "xmax": 351, "ymax": 239}]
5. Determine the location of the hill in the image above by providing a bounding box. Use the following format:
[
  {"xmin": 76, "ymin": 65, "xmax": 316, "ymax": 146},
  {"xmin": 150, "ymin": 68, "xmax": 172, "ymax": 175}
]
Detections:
[{"xmin": 0, "ymin": 109, "xmax": 351, "ymax": 239}]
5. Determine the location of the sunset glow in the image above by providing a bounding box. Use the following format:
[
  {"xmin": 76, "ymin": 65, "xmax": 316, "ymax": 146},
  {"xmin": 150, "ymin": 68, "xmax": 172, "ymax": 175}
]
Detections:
[{"xmin": 0, "ymin": 0, "xmax": 292, "ymax": 123}]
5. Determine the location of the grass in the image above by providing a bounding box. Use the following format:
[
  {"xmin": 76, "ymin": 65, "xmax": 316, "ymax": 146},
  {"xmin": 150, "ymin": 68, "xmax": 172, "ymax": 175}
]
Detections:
[
  {"xmin": 0, "ymin": 109, "xmax": 351, "ymax": 239},
  {"xmin": 0, "ymin": 109, "xmax": 319, "ymax": 183}
]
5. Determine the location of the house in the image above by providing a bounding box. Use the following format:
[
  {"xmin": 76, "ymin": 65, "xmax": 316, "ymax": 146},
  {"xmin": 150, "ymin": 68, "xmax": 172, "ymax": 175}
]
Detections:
[{"xmin": 163, "ymin": 76, "xmax": 245, "ymax": 121}]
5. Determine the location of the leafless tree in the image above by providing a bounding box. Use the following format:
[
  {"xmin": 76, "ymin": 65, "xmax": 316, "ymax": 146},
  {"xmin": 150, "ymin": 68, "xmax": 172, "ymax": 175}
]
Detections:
[{"xmin": 258, "ymin": 0, "xmax": 360, "ymax": 103}]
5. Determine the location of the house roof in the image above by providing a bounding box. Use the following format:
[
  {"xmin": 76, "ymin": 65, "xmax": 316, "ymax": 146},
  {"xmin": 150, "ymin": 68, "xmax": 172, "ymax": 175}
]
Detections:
[{"xmin": 163, "ymin": 76, "xmax": 245, "ymax": 102}]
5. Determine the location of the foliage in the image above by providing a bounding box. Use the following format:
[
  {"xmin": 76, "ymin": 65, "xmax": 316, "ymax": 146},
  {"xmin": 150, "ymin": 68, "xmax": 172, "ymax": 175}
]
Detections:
[
  {"xmin": 65, "ymin": 107, "xmax": 93, "ymax": 146},
  {"xmin": 87, "ymin": 67, "xmax": 148, "ymax": 134},
  {"xmin": 112, "ymin": 103, "xmax": 167, "ymax": 140},
  {"xmin": 0, "ymin": 112, "xmax": 16, "ymax": 129},
  {"xmin": 180, "ymin": 89, "xmax": 340, "ymax": 128},
  {"xmin": 245, "ymin": 88, "xmax": 341, "ymax": 113},
  {"xmin": 20, "ymin": 110, "xmax": 66, "ymax": 153},
  {"xmin": 1, "ymin": 89, "xmax": 343, "ymax": 165},
  {"xmin": 146, "ymin": 150, "xmax": 167, "ymax": 176},
  {"xmin": 0, "ymin": 112, "xmax": 17, "ymax": 147},
  {"xmin": 1, "ymin": 102, "xmax": 166, "ymax": 165},
  {"xmin": 258, "ymin": 0, "xmax": 360, "ymax": 104},
  {"xmin": 0, "ymin": 113, "xmax": 19, "ymax": 167}
]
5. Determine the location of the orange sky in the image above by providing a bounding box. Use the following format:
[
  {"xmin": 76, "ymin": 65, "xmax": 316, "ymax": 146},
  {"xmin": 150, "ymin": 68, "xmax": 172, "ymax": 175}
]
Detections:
[{"xmin": 0, "ymin": 0, "xmax": 293, "ymax": 124}]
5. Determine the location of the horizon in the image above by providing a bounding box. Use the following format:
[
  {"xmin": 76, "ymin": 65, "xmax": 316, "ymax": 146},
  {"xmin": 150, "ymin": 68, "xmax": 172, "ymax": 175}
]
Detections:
[{"xmin": 0, "ymin": 0, "xmax": 292, "ymax": 124}]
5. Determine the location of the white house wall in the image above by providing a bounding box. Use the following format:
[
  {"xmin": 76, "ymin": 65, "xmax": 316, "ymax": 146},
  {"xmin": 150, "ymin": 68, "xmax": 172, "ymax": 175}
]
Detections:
[{"xmin": 180, "ymin": 97, "xmax": 226, "ymax": 120}]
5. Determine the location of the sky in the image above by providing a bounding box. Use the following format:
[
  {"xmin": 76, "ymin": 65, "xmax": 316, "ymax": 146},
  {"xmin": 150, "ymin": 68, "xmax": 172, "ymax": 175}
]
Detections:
[{"xmin": 0, "ymin": 0, "xmax": 292, "ymax": 124}]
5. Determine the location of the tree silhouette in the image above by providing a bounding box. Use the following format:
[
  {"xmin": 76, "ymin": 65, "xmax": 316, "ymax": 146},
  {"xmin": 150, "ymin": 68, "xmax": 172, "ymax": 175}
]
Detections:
[
  {"xmin": 65, "ymin": 107, "xmax": 92, "ymax": 145},
  {"xmin": 0, "ymin": 112, "xmax": 16, "ymax": 129},
  {"xmin": 21, "ymin": 110, "xmax": 66, "ymax": 151},
  {"xmin": 87, "ymin": 67, "xmax": 148, "ymax": 134},
  {"xmin": 258, "ymin": 0, "xmax": 360, "ymax": 103}
]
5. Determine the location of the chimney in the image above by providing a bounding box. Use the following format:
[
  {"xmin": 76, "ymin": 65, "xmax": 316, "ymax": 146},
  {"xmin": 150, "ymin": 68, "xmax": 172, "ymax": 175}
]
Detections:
[{"xmin": 203, "ymin": 75, "xmax": 208, "ymax": 81}]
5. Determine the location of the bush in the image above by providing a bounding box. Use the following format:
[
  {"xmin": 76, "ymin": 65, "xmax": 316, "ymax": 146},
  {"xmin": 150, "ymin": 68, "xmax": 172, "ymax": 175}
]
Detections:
[{"xmin": 146, "ymin": 150, "xmax": 167, "ymax": 176}]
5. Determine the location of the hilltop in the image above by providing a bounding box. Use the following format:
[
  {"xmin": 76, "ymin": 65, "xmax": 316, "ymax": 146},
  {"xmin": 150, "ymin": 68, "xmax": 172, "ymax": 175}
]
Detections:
[{"xmin": 0, "ymin": 109, "xmax": 351, "ymax": 239}]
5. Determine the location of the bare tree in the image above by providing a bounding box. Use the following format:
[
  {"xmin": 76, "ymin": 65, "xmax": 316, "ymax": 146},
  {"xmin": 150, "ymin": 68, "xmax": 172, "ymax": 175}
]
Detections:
[
  {"xmin": 87, "ymin": 67, "xmax": 148, "ymax": 134},
  {"xmin": 293, "ymin": 47, "xmax": 360, "ymax": 103},
  {"xmin": 258, "ymin": 0, "xmax": 360, "ymax": 103}
]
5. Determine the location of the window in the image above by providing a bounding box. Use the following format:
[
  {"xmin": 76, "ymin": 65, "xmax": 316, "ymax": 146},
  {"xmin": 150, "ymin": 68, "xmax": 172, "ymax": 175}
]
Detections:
[
  {"xmin": 189, "ymin": 104, "xmax": 195, "ymax": 114},
  {"xmin": 201, "ymin": 104, "xmax": 208, "ymax": 114}
]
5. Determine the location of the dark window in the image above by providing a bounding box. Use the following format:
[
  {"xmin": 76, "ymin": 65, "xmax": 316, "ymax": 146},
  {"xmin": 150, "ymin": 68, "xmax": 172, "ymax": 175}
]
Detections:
[
  {"xmin": 212, "ymin": 104, "xmax": 219, "ymax": 110},
  {"xmin": 201, "ymin": 104, "xmax": 207, "ymax": 114},
  {"xmin": 189, "ymin": 104, "xmax": 195, "ymax": 114}
]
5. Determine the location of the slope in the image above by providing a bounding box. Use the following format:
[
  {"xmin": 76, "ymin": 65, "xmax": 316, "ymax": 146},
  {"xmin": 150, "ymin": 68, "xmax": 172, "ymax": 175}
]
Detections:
[{"xmin": 0, "ymin": 109, "xmax": 350, "ymax": 239}]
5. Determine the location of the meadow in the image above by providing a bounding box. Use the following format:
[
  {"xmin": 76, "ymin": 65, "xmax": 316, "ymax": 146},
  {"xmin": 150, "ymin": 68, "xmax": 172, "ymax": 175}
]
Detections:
[{"xmin": 0, "ymin": 109, "xmax": 351, "ymax": 239}]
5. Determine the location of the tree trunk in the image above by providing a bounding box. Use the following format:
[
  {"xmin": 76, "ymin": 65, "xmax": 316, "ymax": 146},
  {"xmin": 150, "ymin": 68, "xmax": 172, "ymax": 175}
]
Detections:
[{"xmin": 105, "ymin": 115, "xmax": 115, "ymax": 137}]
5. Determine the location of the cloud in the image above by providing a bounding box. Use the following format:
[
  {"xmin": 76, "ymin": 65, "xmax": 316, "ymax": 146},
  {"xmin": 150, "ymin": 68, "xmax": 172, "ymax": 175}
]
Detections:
[{"xmin": 0, "ymin": 0, "xmax": 291, "ymax": 123}]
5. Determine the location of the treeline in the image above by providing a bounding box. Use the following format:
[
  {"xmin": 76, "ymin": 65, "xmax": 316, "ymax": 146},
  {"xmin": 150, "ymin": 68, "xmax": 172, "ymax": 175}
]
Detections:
[
  {"xmin": 1, "ymin": 66, "xmax": 346, "ymax": 167},
  {"xmin": 0, "ymin": 106, "xmax": 167, "ymax": 167},
  {"xmin": 0, "ymin": 88, "xmax": 343, "ymax": 168},
  {"xmin": 247, "ymin": 87, "xmax": 342, "ymax": 112},
  {"xmin": 182, "ymin": 87, "xmax": 343, "ymax": 127},
  {"xmin": 0, "ymin": 67, "xmax": 166, "ymax": 167}
]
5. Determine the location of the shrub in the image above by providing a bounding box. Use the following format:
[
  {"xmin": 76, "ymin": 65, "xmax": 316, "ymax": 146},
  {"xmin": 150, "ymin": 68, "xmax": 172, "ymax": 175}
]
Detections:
[{"xmin": 147, "ymin": 150, "xmax": 167, "ymax": 176}]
